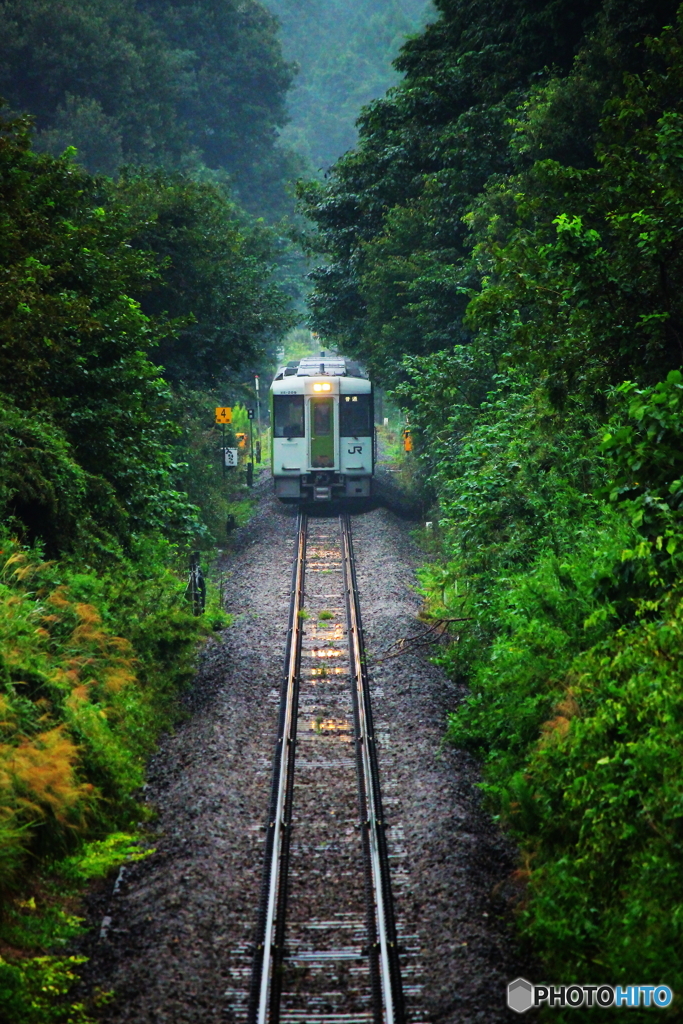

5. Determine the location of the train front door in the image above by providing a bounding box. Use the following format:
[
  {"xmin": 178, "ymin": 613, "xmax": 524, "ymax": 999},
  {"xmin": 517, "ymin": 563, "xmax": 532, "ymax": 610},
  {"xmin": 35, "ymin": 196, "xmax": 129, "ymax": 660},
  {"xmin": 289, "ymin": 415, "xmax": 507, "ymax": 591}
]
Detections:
[{"xmin": 310, "ymin": 397, "xmax": 335, "ymax": 468}]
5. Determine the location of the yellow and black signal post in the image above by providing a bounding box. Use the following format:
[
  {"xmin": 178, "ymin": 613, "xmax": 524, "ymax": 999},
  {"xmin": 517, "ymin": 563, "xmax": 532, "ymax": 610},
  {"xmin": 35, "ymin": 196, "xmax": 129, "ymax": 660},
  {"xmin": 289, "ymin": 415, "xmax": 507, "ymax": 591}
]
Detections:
[{"xmin": 216, "ymin": 407, "xmax": 232, "ymax": 477}]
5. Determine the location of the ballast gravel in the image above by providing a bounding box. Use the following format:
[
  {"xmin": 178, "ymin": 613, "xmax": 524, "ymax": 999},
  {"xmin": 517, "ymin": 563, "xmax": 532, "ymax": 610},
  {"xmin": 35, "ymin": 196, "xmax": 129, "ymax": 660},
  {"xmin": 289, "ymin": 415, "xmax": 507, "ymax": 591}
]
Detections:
[{"xmin": 78, "ymin": 479, "xmax": 533, "ymax": 1023}]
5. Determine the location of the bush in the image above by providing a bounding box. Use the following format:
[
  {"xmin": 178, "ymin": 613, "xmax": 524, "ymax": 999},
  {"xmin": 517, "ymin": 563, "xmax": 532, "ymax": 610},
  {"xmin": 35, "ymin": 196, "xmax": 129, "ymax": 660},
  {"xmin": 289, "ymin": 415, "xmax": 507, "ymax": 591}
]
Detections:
[
  {"xmin": 444, "ymin": 505, "xmax": 632, "ymax": 786},
  {"xmin": 419, "ymin": 366, "xmax": 683, "ymax": 999},
  {"xmin": 517, "ymin": 596, "xmax": 683, "ymax": 1007},
  {"xmin": 0, "ymin": 532, "xmax": 203, "ymax": 890}
]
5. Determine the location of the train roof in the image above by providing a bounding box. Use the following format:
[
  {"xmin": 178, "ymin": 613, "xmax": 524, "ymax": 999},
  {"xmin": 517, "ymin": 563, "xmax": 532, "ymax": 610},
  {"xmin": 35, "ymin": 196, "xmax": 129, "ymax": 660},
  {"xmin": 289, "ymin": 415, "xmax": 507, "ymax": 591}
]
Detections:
[{"xmin": 272, "ymin": 355, "xmax": 366, "ymax": 381}]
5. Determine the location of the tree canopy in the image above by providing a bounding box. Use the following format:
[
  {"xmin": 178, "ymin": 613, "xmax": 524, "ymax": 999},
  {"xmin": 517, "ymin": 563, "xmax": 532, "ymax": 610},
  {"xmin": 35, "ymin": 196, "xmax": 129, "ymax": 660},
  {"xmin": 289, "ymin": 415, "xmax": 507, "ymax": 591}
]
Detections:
[
  {"xmin": 300, "ymin": 0, "xmax": 683, "ymax": 999},
  {"xmin": 301, "ymin": 0, "xmax": 680, "ymax": 385},
  {"xmin": 0, "ymin": 111, "xmax": 293, "ymax": 554},
  {"xmin": 0, "ymin": 0, "xmax": 300, "ymax": 216},
  {"xmin": 268, "ymin": 0, "xmax": 431, "ymax": 170}
]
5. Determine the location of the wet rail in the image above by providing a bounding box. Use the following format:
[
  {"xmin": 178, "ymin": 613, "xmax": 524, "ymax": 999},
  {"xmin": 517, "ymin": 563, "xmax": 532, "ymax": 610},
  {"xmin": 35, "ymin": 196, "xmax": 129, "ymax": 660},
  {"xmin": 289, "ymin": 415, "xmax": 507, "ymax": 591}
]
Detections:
[{"xmin": 248, "ymin": 512, "xmax": 405, "ymax": 1024}]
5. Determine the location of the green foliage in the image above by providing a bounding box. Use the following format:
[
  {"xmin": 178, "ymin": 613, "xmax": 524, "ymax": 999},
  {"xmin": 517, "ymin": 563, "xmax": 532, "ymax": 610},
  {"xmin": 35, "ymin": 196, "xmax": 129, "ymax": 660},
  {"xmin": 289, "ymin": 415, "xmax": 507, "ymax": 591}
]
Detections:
[
  {"xmin": 427, "ymin": 373, "xmax": 683, "ymax": 996},
  {"xmin": 300, "ymin": 2, "xmax": 683, "ymax": 992},
  {"xmin": 0, "ymin": 0, "xmax": 182, "ymax": 170},
  {"xmin": 230, "ymin": 405, "xmax": 253, "ymax": 436},
  {"xmin": 0, "ymin": 112, "xmax": 205, "ymax": 554},
  {"xmin": 0, "ymin": 524, "xmax": 207, "ymax": 1020},
  {"xmin": 0, "ymin": 113, "xmax": 293, "ymax": 556},
  {"xmin": 442, "ymin": 502, "xmax": 632, "ymax": 777},
  {"xmin": 0, "ymin": 533, "xmax": 203, "ymax": 886},
  {"xmin": 0, "ymin": 401, "xmax": 90, "ymax": 557},
  {"xmin": 515, "ymin": 597, "xmax": 683, "ymax": 1006},
  {"xmin": 113, "ymin": 170, "xmax": 296, "ymax": 387},
  {"xmin": 0, "ymin": 953, "xmax": 94, "ymax": 1024},
  {"xmin": 1, "ymin": 901, "xmax": 86, "ymax": 955},
  {"xmin": 282, "ymin": 327, "xmax": 319, "ymax": 363},
  {"xmin": 0, "ymin": 19, "xmax": 287, "ymax": 1024},
  {"xmin": 160, "ymin": 388, "xmax": 263, "ymax": 553},
  {"xmin": 0, "ymin": 837, "xmax": 139, "ymax": 1023},
  {"xmin": 301, "ymin": 0, "xmax": 680, "ymax": 386},
  {"xmin": 603, "ymin": 371, "xmax": 683, "ymax": 548},
  {"xmin": 0, "ymin": 0, "xmax": 298, "ymax": 217},
  {"xmin": 58, "ymin": 832, "xmax": 154, "ymax": 882},
  {"xmin": 467, "ymin": 23, "xmax": 683, "ymax": 398}
]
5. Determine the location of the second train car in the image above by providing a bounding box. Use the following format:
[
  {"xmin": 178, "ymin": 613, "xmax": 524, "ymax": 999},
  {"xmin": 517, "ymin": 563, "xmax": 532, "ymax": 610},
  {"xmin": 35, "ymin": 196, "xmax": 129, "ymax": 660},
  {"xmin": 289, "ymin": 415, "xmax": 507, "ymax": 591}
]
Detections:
[{"xmin": 270, "ymin": 354, "xmax": 374, "ymax": 501}]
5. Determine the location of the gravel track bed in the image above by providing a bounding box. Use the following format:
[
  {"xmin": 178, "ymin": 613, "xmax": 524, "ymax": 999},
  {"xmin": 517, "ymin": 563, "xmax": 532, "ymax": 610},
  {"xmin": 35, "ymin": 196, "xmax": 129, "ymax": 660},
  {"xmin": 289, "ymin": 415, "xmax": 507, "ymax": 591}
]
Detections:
[{"xmin": 79, "ymin": 481, "xmax": 531, "ymax": 1022}]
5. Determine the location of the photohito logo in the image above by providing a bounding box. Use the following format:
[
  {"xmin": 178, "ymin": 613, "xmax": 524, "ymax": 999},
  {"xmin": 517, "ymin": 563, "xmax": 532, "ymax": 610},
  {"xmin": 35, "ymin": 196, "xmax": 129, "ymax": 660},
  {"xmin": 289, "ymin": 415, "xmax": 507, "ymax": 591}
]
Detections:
[{"xmin": 507, "ymin": 979, "xmax": 674, "ymax": 1013}]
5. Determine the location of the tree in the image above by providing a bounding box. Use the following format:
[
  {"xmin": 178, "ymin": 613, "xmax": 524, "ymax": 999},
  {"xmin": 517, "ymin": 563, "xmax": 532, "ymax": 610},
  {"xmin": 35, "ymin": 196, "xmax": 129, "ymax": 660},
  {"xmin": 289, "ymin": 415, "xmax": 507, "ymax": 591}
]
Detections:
[
  {"xmin": 0, "ymin": 0, "xmax": 299, "ymax": 215},
  {"xmin": 268, "ymin": 0, "xmax": 431, "ymax": 170},
  {"xmin": 300, "ymin": 0, "xmax": 679, "ymax": 386},
  {"xmin": 0, "ymin": 0, "xmax": 185, "ymax": 169},
  {"xmin": 0, "ymin": 111, "xmax": 195, "ymax": 551},
  {"xmin": 113, "ymin": 169, "xmax": 297, "ymax": 387},
  {"xmin": 467, "ymin": 16, "xmax": 683, "ymax": 401}
]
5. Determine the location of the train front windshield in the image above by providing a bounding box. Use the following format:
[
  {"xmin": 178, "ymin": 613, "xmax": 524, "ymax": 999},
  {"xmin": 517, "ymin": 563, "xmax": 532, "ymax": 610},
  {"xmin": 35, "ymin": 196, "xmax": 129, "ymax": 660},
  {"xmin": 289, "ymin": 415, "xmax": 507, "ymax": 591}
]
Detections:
[
  {"xmin": 274, "ymin": 395, "xmax": 305, "ymax": 437},
  {"xmin": 340, "ymin": 394, "xmax": 372, "ymax": 436}
]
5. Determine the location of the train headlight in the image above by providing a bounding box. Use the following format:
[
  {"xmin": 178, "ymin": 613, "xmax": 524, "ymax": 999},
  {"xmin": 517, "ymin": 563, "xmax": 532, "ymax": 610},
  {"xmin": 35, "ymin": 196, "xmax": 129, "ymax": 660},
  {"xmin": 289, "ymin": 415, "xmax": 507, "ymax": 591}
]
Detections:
[{"xmin": 313, "ymin": 382, "xmax": 331, "ymax": 392}]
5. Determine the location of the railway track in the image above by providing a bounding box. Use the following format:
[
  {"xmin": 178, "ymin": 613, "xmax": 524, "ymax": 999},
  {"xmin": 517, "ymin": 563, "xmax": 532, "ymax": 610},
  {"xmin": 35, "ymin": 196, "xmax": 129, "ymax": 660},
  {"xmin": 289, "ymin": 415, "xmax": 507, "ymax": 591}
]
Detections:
[{"xmin": 247, "ymin": 513, "xmax": 406, "ymax": 1024}]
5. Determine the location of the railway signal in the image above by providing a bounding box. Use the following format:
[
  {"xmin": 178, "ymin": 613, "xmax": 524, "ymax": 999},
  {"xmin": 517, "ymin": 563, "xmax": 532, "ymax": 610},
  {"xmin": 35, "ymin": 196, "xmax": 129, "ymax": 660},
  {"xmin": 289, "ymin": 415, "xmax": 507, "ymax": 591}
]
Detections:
[{"xmin": 216, "ymin": 407, "xmax": 233, "ymax": 478}]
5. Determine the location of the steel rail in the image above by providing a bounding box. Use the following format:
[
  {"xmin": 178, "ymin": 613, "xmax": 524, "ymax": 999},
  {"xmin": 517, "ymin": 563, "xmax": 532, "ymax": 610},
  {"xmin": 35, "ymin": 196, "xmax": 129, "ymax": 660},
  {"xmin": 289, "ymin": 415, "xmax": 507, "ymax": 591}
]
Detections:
[
  {"xmin": 247, "ymin": 512, "xmax": 307, "ymax": 1024},
  {"xmin": 249, "ymin": 511, "xmax": 404, "ymax": 1024},
  {"xmin": 340, "ymin": 513, "xmax": 405, "ymax": 1024}
]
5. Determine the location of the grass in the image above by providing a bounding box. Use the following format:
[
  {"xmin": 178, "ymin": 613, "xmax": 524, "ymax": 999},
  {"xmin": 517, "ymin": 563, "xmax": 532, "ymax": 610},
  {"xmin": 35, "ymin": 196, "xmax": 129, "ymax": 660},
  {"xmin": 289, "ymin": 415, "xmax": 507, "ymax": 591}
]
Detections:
[
  {"xmin": 0, "ymin": 831, "xmax": 155, "ymax": 1023},
  {"xmin": 0, "ymin": 530, "xmax": 219, "ymax": 1022},
  {"xmin": 0, "ymin": 431, "xmax": 255, "ymax": 1022}
]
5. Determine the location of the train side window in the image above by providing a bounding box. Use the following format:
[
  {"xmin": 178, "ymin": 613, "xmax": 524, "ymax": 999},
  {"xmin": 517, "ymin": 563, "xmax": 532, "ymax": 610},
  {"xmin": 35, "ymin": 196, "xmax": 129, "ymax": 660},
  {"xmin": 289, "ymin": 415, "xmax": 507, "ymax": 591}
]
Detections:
[
  {"xmin": 274, "ymin": 395, "xmax": 305, "ymax": 437},
  {"xmin": 340, "ymin": 394, "xmax": 372, "ymax": 436}
]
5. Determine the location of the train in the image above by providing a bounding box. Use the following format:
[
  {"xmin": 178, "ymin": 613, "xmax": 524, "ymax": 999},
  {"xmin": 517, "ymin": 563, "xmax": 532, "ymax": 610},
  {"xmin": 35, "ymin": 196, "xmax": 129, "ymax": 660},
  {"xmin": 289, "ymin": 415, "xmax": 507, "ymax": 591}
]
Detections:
[{"xmin": 270, "ymin": 353, "xmax": 374, "ymax": 502}]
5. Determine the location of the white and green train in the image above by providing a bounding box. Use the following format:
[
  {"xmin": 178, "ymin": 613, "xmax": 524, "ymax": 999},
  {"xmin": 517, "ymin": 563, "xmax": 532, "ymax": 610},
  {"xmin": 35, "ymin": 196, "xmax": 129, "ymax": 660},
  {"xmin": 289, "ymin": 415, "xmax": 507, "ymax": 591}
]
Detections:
[{"xmin": 270, "ymin": 354, "xmax": 374, "ymax": 502}]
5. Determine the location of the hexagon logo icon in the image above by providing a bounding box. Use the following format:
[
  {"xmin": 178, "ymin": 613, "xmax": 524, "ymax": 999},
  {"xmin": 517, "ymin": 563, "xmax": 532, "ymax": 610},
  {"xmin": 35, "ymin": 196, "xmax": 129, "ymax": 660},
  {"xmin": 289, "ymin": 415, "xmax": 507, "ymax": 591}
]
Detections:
[{"xmin": 508, "ymin": 977, "xmax": 534, "ymax": 1013}]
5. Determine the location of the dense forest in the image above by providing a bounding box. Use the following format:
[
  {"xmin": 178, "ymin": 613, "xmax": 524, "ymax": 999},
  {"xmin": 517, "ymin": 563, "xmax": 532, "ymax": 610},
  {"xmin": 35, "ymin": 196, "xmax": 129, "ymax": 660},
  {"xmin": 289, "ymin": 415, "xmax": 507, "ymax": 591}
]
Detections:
[
  {"xmin": 302, "ymin": 0, "xmax": 683, "ymax": 1012},
  {"xmin": 0, "ymin": 0, "xmax": 302, "ymax": 217}
]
